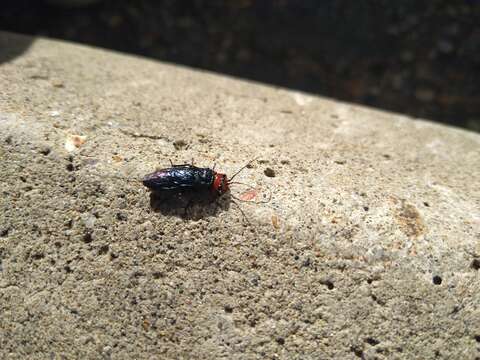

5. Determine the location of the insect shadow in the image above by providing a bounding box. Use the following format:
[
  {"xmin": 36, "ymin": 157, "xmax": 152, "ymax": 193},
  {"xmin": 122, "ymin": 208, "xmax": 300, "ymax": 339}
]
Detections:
[{"xmin": 149, "ymin": 190, "xmax": 231, "ymax": 220}]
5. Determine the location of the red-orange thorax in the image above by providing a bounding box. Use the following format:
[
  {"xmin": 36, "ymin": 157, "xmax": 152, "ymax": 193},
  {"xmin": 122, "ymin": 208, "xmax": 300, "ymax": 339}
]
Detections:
[{"xmin": 212, "ymin": 173, "xmax": 229, "ymax": 196}]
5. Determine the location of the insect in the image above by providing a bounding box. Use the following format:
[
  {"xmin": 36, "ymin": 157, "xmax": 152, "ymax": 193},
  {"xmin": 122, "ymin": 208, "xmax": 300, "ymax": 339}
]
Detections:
[
  {"xmin": 142, "ymin": 160, "xmax": 254, "ymax": 198},
  {"xmin": 142, "ymin": 159, "xmax": 269, "ymax": 221}
]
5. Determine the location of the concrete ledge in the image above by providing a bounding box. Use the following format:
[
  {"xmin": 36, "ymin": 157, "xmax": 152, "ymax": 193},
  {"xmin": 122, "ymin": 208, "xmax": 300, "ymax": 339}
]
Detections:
[{"xmin": 1, "ymin": 32, "xmax": 479, "ymax": 359}]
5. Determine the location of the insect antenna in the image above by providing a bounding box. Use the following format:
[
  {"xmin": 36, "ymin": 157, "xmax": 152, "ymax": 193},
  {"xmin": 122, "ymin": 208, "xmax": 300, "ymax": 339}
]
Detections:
[
  {"xmin": 228, "ymin": 180, "xmax": 254, "ymax": 187},
  {"xmin": 228, "ymin": 157, "xmax": 259, "ymax": 182}
]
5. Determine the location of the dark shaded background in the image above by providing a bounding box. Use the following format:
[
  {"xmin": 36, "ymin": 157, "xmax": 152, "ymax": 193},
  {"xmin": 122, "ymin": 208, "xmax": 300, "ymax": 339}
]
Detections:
[{"xmin": 1, "ymin": 0, "xmax": 479, "ymax": 132}]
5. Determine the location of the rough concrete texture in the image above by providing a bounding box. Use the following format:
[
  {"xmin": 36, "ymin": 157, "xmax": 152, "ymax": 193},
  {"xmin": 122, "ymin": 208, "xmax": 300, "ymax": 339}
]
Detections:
[{"xmin": 0, "ymin": 32, "xmax": 479, "ymax": 359}]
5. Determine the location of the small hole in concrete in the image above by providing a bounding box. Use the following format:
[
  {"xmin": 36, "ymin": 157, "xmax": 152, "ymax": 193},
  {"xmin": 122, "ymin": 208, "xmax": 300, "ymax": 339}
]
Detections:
[
  {"xmin": 432, "ymin": 275, "xmax": 442, "ymax": 285},
  {"xmin": 351, "ymin": 346, "xmax": 363, "ymax": 358},
  {"xmin": 224, "ymin": 305, "xmax": 233, "ymax": 313},
  {"xmin": 276, "ymin": 337, "xmax": 285, "ymax": 345},
  {"xmin": 66, "ymin": 163, "xmax": 75, "ymax": 172},
  {"xmin": 83, "ymin": 232, "xmax": 93, "ymax": 243},
  {"xmin": 32, "ymin": 253, "xmax": 45, "ymax": 261},
  {"xmin": 302, "ymin": 258, "xmax": 311, "ymax": 267},
  {"xmin": 322, "ymin": 280, "xmax": 334, "ymax": 290},
  {"xmin": 152, "ymin": 272, "xmax": 163, "ymax": 279},
  {"xmin": 39, "ymin": 146, "xmax": 51, "ymax": 156},
  {"xmin": 471, "ymin": 259, "xmax": 480, "ymax": 270},
  {"xmin": 474, "ymin": 335, "xmax": 480, "ymax": 343},
  {"xmin": 365, "ymin": 338, "xmax": 380, "ymax": 346},
  {"xmin": 65, "ymin": 219, "xmax": 73, "ymax": 229},
  {"xmin": 69, "ymin": 308, "xmax": 79, "ymax": 315},
  {"xmin": 264, "ymin": 167, "xmax": 276, "ymax": 177},
  {"xmin": 363, "ymin": 206, "xmax": 369, "ymax": 211},
  {"xmin": 423, "ymin": 202, "xmax": 430, "ymax": 207},
  {"xmin": 173, "ymin": 139, "xmax": 187, "ymax": 150},
  {"xmin": 0, "ymin": 228, "xmax": 9, "ymax": 237},
  {"xmin": 116, "ymin": 212, "xmax": 128, "ymax": 221},
  {"xmin": 99, "ymin": 244, "xmax": 109, "ymax": 255}
]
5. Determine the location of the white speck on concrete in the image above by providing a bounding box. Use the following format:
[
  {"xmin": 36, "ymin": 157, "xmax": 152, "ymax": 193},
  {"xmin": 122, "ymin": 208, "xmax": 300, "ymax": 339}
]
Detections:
[{"xmin": 291, "ymin": 91, "xmax": 314, "ymax": 106}]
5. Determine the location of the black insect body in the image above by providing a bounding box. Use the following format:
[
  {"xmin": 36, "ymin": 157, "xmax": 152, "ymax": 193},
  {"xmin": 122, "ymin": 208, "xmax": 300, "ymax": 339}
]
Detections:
[{"xmin": 143, "ymin": 164, "xmax": 229, "ymax": 196}]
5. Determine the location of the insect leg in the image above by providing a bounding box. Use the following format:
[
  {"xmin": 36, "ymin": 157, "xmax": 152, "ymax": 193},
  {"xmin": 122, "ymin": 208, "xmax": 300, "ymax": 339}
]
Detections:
[
  {"xmin": 168, "ymin": 158, "xmax": 196, "ymax": 167},
  {"xmin": 229, "ymin": 198, "xmax": 251, "ymax": 225},
  {"xmin": 182, "ymin": 198, "xmax": 193, "ymax": 218}
]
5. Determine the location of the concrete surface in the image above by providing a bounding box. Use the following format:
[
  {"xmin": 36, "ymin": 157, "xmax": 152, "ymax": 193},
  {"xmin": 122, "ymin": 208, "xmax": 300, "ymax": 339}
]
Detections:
[{"xmin": 0, "ymin": 32, "xmax": 479, "ymax": 359}]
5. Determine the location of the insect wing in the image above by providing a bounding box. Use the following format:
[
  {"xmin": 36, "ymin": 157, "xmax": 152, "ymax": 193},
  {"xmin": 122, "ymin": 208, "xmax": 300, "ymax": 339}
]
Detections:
[{"xmin": 143, "ymin": 166, "xmax": 211, "ymax": 191}]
